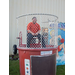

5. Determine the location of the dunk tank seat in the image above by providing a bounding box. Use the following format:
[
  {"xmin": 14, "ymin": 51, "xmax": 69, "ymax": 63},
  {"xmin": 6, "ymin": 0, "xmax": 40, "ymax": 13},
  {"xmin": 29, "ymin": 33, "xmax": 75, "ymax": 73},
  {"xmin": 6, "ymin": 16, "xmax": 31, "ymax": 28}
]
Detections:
[{"xmin": 30, "ymin": 37, "xmax": 41, "ymax": 48}]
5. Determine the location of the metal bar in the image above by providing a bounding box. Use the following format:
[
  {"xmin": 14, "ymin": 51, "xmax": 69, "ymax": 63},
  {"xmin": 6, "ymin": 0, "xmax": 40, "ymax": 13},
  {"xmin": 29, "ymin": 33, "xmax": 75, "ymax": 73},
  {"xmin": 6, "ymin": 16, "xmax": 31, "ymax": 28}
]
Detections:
[
  {"xmin": 17, "ymin": 19, "xmax": 19, "ymax": 46},
  {"xmin": 26, "ymin": 16, "xmax": 27, "ymax": 48},
  {"xmin": 16, "ymin": 13, "xmax": 58, "ymax": 22},
  {"xmin": 40, "ymin": 16, "xmax": 42, "ymax": 48}
]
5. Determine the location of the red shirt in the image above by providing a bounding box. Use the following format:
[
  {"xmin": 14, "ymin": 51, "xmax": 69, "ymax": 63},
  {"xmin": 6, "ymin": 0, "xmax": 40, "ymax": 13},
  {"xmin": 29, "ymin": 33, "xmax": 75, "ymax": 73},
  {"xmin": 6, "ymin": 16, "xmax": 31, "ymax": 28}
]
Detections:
[{"xmin": 27, "ymin": 22, "xmax": 41, "ymax": 33}]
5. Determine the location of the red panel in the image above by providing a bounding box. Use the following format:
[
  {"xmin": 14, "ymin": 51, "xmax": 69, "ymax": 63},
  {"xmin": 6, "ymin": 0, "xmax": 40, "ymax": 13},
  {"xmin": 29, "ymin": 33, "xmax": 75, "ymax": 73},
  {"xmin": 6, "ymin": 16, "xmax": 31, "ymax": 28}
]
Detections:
[{"xmin": 18, "ymin": 47, "xmax": 57, "ymax": 75}]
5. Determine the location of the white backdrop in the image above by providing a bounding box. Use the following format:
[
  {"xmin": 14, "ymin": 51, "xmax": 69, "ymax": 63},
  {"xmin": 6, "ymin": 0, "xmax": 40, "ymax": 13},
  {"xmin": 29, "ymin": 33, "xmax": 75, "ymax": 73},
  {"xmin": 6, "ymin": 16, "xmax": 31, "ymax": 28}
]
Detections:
[{"xmin": 9, "ymin": 0, "xmax": 65, "ymax": 55}]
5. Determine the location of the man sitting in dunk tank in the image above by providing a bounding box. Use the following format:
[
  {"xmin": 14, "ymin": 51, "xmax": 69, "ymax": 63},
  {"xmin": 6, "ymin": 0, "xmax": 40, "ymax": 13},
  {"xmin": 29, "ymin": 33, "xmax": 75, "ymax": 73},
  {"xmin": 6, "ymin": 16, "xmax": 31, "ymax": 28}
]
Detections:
[
  {"xmin": 50, "ymin": 30, "xmax": 65, "ymax": 56},
  {"xmin": 27, "ymin": 17, "xmax": 46, "ymax": 48}
]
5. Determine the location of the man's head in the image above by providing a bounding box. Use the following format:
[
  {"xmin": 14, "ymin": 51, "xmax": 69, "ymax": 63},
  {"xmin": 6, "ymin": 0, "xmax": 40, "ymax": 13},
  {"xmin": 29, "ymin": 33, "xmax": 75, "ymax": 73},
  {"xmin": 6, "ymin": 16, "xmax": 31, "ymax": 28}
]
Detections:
[{"xmin": 32, "ymin": 17, "xmax": 37, "ymax": 24}]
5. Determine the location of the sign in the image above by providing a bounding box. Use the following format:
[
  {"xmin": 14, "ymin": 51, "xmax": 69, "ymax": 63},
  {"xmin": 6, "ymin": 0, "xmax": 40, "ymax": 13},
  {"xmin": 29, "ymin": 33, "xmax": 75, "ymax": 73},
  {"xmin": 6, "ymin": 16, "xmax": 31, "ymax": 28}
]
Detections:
[
  {"xmin": 25, "ymin": 59, "xmax": 30, "ymax": 75},
  {"xmin": 41, "ymin": 51, "xmax": 52, "ymax": 55},
  {"xmin": 49, "ymin": 22, "xmax": 65, "ymax": 29},
  {"xmin": 48, "ymin": 25, "xmax": 65, "ymax": 65}
]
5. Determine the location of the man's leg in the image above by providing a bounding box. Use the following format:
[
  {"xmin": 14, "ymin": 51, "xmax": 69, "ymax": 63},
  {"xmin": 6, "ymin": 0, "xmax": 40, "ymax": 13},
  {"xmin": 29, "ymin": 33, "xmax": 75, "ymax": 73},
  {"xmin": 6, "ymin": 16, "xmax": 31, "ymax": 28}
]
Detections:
[
  {"xmin": 57, "ymin": 43, "xmax": 65, "ymax": 57},
  {"xmin": 27, "ymin": 33, "xmax": 33, "ymax": 48},
  {"xmin": 37, "ymin": 34, "xmax": 46, "ymax": 47},
  {"xmin": 60, "ymin": 43, "xmax": 65, "ymax": 54},
  {"xmin": 56, "ymin": 49, "xmax": 59, "ymax": 57}
]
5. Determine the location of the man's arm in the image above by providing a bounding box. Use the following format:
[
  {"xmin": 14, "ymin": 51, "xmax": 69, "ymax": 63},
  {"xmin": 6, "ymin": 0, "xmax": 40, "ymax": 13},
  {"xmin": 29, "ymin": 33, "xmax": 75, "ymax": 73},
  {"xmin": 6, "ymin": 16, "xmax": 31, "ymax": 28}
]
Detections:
[
  {"xmin": 58, "ymin": 35, "xmax": 62, "ymax": 39},
  {"xmin": 50, "ymin": 38, "xmax": 54, "ymax": 45},
  {"xmin": 27, "ymin": 22, "xmax": 35, "ymax": 35},
  {"xmin": 50, "ymin": 39, "xmax": 52, "ymax": 45},
  {"xmin": 35, "ymin": 24, "xmax": 41, "ymax": 35},
  {"xmin": 28, "ymin": 30, "xmax": 40, "ymax": 35},
  {"xmin": 35, "ymin": 30, "xmax": 40, "ymax": 35},
  {"xmin": 27, "ymin": 30, "xmax": 35, "ymax": 35}
]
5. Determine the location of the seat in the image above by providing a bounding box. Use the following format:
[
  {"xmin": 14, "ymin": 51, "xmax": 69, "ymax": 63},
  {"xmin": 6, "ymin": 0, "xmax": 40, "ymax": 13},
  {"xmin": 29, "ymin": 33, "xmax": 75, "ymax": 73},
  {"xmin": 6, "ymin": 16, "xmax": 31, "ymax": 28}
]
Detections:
[
  {"xmin": 30, "ymin": 37, "xmax": 40, "ymax": 44},
  {"xmin": 30, "ymin": 37, "xmax": 41, "ymax": 48}
]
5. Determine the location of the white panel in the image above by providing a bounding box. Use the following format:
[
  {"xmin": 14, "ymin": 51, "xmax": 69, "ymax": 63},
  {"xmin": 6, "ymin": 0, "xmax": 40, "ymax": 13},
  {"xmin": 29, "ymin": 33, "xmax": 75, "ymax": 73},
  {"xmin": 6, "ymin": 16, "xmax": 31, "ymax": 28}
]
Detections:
[{"xmin": 25, "ymin": 59, "xmax": 30, "ymax": 75}]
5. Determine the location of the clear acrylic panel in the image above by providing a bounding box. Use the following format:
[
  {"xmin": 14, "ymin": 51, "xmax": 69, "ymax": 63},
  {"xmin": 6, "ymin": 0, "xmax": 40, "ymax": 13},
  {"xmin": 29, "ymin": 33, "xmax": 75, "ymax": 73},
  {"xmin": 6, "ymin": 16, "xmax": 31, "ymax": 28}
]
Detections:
[{"xmin": 16, "ymin": 13, "xmax": 58, "ymax": 49}]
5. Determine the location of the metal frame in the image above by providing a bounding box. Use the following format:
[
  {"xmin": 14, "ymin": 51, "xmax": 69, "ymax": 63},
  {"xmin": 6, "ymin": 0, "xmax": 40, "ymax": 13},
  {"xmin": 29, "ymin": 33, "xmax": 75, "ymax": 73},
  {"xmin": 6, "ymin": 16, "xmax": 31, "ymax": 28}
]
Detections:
[
  {"xmin": 16, "ymin": 13, "xmax": 58, "ymax": 49},
  {"xmin": 16, "ymin": 13, "xmax": 58, "ymax": 22}
]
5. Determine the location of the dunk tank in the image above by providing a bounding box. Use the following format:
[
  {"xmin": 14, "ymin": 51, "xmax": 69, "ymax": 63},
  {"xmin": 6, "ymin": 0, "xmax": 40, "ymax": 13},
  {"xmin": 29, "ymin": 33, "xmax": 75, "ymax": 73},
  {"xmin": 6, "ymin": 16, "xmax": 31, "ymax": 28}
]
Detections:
[{"xmin": 16, "ymin": 13, "xmax": 58, "ymax": 75}]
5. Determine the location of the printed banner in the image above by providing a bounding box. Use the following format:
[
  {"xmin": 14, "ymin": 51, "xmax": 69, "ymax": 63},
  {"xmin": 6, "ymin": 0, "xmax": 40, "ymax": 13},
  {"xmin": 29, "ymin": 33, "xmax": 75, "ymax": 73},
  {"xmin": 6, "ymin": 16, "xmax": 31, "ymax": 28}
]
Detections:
[{"xmin": 48, "ymin": 22, "xmax": 65, "ymax": 65}]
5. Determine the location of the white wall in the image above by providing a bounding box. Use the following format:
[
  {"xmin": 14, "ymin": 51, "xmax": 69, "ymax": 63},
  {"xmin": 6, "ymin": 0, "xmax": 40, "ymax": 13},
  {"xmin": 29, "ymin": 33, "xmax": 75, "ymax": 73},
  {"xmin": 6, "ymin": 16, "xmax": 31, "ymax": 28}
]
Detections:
[{"xmin": 9, "ymin": 0, "xmax": 65, "ymax": 55}]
